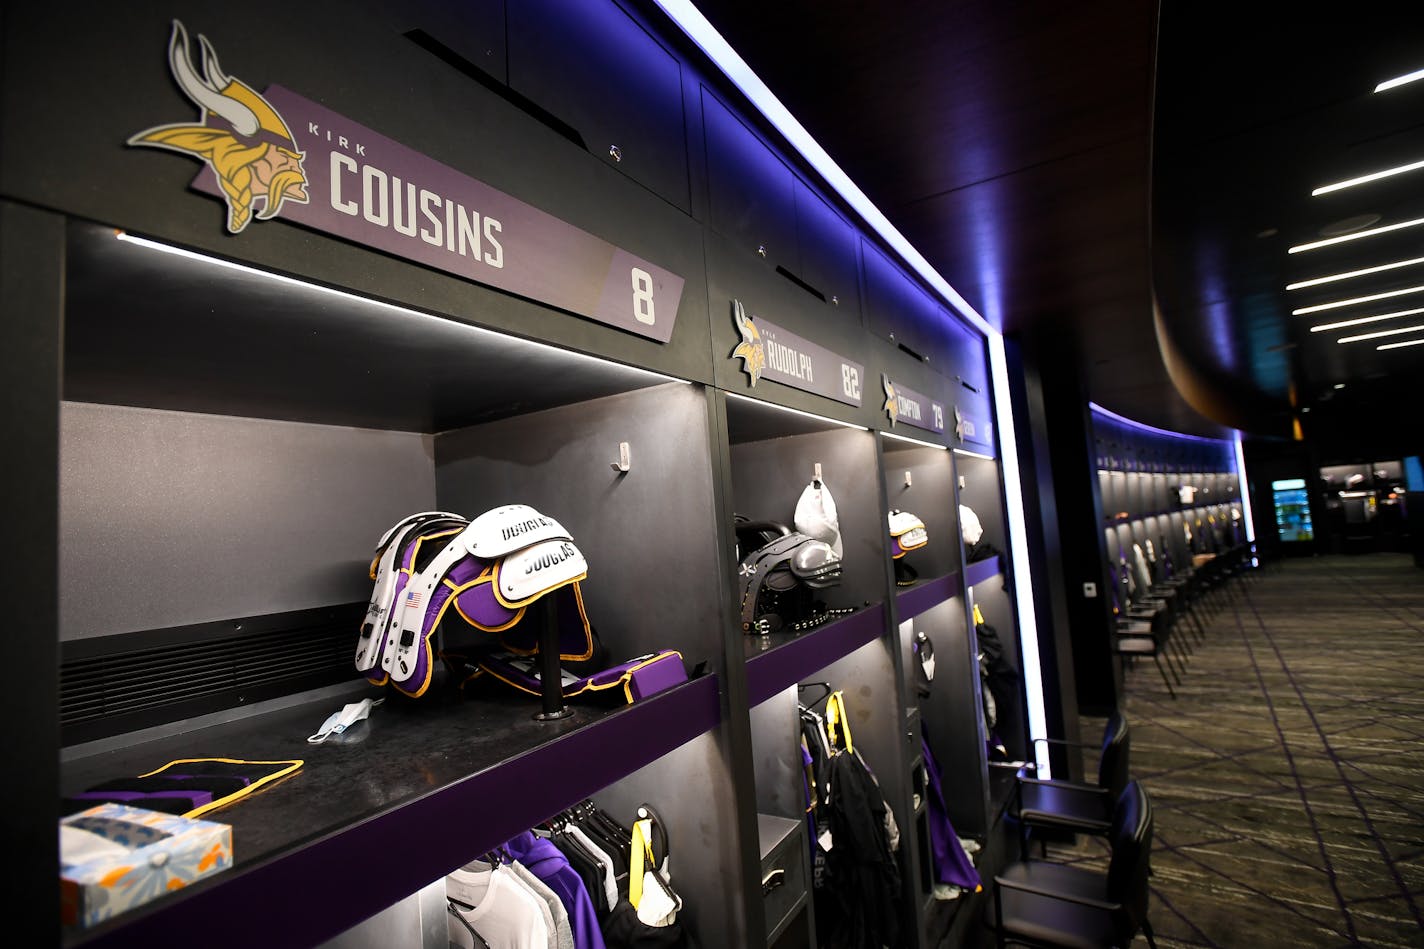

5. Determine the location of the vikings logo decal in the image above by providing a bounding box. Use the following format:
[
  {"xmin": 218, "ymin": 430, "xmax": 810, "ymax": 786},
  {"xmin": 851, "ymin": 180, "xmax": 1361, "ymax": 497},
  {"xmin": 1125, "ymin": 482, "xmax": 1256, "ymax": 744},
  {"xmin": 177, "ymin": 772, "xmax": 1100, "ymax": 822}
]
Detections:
[
  {"xmin": 881, "ymin": 374, "xmax": 898, "ymax": 426},
  {"xmin": 730, "ymin": 300, "xmax": 767, "ymax": 386},
  {"xmin": 130, "ymin": 21, "xmax": 309, "ymax": 233},
  {"xmin": 954, "ymin": 405, "xmax": 965, "ymax": 442}
]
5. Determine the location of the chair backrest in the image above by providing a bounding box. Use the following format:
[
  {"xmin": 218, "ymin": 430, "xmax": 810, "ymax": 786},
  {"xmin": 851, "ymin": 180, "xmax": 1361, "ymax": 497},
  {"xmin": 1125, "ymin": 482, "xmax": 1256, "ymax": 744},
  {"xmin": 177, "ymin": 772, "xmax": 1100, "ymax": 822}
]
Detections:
[
  {"xmin": 1106, "ymin": 780, "xmax": 1154, "ymax": 945},
  {"xmin": 1096, "ymin": 711, "xmax": 1131, "ymax": 799}
]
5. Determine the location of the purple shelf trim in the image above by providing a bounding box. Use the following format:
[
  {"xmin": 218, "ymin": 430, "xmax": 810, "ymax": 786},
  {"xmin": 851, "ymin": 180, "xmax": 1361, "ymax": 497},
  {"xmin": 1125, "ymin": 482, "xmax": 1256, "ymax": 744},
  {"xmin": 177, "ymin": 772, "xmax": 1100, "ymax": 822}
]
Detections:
[
  {"xmin": 745, "ymin": 605, "xmax": 887, "ymax": 707},
  {"xmin": 70, "ymin": 674, "xmax": 721, "ymax": 949},
  {"xmin": 964, "ymin": 555, "xmax": 1002, "ymax": 588},
  {"xmin": 894, "ymin": 571, "xmax": 961, "ymax": 622}
]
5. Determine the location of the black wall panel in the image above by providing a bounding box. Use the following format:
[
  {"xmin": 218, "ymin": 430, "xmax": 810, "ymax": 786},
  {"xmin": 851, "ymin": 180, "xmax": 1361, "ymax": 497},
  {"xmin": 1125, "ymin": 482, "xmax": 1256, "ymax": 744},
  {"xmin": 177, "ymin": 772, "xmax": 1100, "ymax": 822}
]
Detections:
[
  {"xmin": 370, "ymin": 0, "xmax": 508, "ymax": 84},
  {"xmin": 703, "ymin": 89, "xmax": 800, "ymax": 271},
  {"xmin": 508, "ymin": 0, "xmax": 691, "ymax": 211},
  {"xmin": 862, "ymin": 239, "xmax": 946, "ymax": 366},
  {"xmin": 793, "ymin": 178, "xmax": 860, "ymax": 312}
]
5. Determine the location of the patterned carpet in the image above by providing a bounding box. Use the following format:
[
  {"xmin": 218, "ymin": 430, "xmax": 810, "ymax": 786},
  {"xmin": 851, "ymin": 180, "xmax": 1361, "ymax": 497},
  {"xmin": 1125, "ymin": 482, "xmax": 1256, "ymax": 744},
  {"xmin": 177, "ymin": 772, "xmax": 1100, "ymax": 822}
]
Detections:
[{"xmin": 1068, "ymin": 554, "xmax": 1424, "ymax": 948}]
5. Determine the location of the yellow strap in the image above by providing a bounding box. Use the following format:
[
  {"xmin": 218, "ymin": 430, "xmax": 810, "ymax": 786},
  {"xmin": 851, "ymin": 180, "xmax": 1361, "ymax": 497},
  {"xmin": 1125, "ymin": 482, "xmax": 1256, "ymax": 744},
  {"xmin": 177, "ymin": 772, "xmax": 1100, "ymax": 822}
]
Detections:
[
  {"xmin": 972, "ymin": 603, "xmax": 986, "ymax": 627},
  {"xmin": 134, "ymin": 758, "xmax": 305, "ymax": 820},
  {"xmin": 825, "ymin": 691, "xmax": 853, "ymax": 754},
  {"xmin": 629, "ymin": 818, "xmax": 653, "ymax": 908}
]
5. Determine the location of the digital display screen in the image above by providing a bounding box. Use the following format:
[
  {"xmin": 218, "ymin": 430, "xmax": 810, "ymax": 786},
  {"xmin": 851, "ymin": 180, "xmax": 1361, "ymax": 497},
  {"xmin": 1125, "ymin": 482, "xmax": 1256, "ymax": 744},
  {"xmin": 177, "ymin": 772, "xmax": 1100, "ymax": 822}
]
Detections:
[{"xmin": 1271, "ymin": 479, "xmax": 1313, "ymax": 542}]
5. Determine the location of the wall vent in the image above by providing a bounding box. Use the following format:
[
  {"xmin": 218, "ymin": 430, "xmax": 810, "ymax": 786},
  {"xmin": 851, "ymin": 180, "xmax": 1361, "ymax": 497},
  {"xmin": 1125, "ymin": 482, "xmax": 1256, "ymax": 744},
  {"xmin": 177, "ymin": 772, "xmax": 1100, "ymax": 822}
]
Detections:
[{"xmin": 60, "ymin": 604, "xmax": 364, "ymax": 746}]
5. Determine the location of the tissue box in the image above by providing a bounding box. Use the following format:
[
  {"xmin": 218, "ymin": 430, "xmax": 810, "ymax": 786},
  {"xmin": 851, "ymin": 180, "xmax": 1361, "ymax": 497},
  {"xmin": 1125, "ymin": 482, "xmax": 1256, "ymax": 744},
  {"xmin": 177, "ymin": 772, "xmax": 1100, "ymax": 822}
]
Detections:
[{"xmin": 60, "ymin": 803, "xmax": 232, "ymax": 928}]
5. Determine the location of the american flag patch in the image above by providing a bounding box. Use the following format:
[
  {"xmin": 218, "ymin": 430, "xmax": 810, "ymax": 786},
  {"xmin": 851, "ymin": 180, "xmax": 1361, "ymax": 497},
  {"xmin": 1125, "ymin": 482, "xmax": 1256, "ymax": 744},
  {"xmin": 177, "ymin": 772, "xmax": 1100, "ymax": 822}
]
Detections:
[{"xmin": 404, "ymin": 590, "xmax": 423, "ymax": 609}]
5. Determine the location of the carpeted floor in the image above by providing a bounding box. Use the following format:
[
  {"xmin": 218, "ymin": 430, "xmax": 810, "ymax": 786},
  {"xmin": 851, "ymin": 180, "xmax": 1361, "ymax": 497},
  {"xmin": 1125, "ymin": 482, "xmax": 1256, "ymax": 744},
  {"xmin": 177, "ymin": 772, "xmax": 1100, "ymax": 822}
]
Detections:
[{"xmin": 1067, "ymin": 554, "xmax": 1424, "ymax": 948}]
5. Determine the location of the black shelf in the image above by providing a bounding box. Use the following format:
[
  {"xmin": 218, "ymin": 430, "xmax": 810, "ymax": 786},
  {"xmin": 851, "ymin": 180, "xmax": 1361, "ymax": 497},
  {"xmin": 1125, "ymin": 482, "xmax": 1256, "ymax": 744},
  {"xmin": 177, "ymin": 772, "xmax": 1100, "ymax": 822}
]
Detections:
[
  {"xmin": 894, "ymin": 570, "xmax": 962, "ymax": 622},
  {"xmin": 963, "ymin": 555, "xmax": 1002, "ymax": 589},
  {"xmin": 64, "ymin": 674, "xmax": 720, "ymax": 949},
  {"xmin": 1102, "ymin": 503, "xmax": 1240, "ymax": 526},
  {"xmin": 744, "ymin": 604, "xmax": 887, "ymax": 707}
]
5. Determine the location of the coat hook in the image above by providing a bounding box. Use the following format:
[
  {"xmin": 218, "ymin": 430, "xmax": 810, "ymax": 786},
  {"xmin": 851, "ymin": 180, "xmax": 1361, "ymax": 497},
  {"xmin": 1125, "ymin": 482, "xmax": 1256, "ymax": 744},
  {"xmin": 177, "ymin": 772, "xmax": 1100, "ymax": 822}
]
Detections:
[
  {"xmin": 611, "ymin": 441, "xmax": 631, "ymax": 473},
  {"xmin": 904, "ymin": 470, "xmax": 913, "ymax": 488},
  {"xmin": 813, "ymin": 462, "xmax": 823, "ymax": 486}
]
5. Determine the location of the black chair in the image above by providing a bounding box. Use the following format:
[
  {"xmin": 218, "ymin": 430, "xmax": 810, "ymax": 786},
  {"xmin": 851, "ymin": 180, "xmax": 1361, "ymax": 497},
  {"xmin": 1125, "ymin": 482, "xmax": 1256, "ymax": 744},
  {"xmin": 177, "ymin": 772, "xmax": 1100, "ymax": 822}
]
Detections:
[
  {"xmin": 1012, "ymin": 713, "xmax": 1130, "ymax": 856},
  {"xmin": 1113, "ymin": 617, "xmax": 1180, "ymax": 699},
  {"xmin": 994, "ymin": 780, "xmax": 1158, "ymax": 949}
]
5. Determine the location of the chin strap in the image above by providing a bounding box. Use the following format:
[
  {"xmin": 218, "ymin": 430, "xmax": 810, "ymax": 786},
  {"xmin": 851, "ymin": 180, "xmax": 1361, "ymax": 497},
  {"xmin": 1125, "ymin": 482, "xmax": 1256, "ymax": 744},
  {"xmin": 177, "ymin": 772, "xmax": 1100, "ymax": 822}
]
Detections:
[{"xmin": 825, "ymin": 690, "xmax": 854, "ymax": 754}]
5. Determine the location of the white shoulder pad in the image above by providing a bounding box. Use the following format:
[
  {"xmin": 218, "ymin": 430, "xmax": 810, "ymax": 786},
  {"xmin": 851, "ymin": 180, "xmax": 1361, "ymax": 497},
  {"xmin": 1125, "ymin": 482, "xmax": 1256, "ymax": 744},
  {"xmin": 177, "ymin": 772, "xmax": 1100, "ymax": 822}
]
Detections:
[
  {"xmin": 376, "ymin": 510, "xmax": 466, "ymax": 551},
  {"xmin": 898, "ymin": 526, "xmax": 928, "ymax": 551},
  {"xmin": 466, "ymin": 505, "xmax": 572, "ymax": 558},
  {"xmin": 496, "ymin": 539, "xmax": 588, "ymax": 606},
  {"xmin": 888, "ymin": 510, "xmax": 925, "ymax": 537}
]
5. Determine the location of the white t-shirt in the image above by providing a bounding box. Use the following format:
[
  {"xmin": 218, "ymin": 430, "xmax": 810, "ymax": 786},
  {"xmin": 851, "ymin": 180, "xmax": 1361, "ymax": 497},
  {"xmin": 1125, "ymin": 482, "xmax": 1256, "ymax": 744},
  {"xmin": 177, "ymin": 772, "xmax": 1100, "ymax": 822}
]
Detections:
[{"xmin": 446, "ymin": 864, "xmax": 550, "ymax": 949}]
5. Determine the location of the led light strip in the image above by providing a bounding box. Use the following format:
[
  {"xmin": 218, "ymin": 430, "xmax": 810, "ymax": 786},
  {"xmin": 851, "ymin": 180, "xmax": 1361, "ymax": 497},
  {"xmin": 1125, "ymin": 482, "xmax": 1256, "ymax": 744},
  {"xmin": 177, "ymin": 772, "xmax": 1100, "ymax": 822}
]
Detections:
[
  {"xmin": 1088, "ymin": 402, "xmax": 1233, "ymax": 444},
  {"xmin": 1308, "ymin": 305, "xmax": 1424, "ymax": 333},
  {"xmin": 1288, "ymin": 216, "xmax": 1424, "ymax": 253},
  {"xmin": 1286, "ymin": 255, "xmax": 1424, "ymax": 290},
  {"xmin": 987, "ymin": 333, "xmax": 1050, "ymax": 777},
  {"xmin": 1337, "ymin": 323, "xmax": 1424, "ymax": 343},
  {"xmin": 882, "ymin": 430, "xmax": 948, "ymax": 450},
  {"xmin": 951, "ymin": 447, "xmax": 996, "ymax": 460},
  {"xmin": 1232, "ymin": 433, "xmax": 1258, "ymax": 567},
  {"xmin": 1313, "ymin": 158, "xmax": 1424, "ymax": 196},
  {"xmin": 113, "ymin": 232, "xmax": 691, "ymax": 386},
  {"xmin": 1375, "ymin": 67, "xmax": 1424, "ymax": 93},
  {"xmin": 1292, "ymin": 283, "xmax": 1424, "ymax": 315},
  {"xmin": 724, "ymin": 391, "xmax": 868, "ymax": 430},
  {"xmin": 1378, "ymin": 337, "xmax": 1424, "ymax": 351}
]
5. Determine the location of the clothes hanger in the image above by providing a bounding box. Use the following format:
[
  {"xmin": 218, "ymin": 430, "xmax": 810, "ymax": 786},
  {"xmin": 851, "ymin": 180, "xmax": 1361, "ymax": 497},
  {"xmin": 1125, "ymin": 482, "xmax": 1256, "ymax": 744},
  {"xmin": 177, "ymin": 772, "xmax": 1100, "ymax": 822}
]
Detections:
[
  {"xmin": 797, "ymin": 680, "xmax": 833, "ymax": 710},
  {"xmin": 446, "ymin": 902, "xmax": 493, "ymax": 948}
]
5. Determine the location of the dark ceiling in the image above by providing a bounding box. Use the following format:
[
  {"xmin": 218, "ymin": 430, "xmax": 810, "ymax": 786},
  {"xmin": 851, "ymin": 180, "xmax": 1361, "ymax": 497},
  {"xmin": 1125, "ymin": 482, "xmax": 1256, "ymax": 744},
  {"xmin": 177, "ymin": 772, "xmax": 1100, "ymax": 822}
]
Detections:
[{"xmin": 688, "ymin": 0, "xmax": 1424, "ymax": 449}]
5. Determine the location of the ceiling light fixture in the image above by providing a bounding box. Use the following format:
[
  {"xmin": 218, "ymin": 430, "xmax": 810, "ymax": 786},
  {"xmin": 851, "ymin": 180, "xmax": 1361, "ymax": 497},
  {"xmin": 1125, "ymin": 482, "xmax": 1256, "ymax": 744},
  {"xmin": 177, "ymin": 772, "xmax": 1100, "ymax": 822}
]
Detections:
[
  {"xmin": 1378, "ymin": 337, "xmax": 1424, "ymax": 350},
  {"xmin": 1292, "ymin": 284, "xmax": 1424, "ymax": 315},
  {"xmin": 1285, "ymin": 255, "xmax": 1424, "ymax": 290},
  {"xmin": 1333, "ymin": 383, "xmax": 1346, "ymax": 389},
  {"xmin": 1337, "ymin": 323, "xmax": 1424, "ymax": 344},
  {"xmin": 1289, "ymin": 216, "xmax": 1424, "ymax": 253},
  {"xmin": 1312, "ymin": 158, "xmax": 1424, "ymax": 196},
  {"xmin": 1308, "ymin": 305, "xmax": 1424, "ymax": 333},
  {"xmin": 1375, "ymin": 67, "xmax": 1424, "ymax": 93}
]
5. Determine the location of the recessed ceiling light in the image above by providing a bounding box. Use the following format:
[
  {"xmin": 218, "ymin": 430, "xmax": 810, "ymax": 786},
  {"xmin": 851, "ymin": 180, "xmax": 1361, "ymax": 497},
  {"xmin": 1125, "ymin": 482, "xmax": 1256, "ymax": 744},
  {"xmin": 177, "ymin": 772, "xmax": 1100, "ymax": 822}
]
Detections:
[
  {"xmin": 1375, "ymin": 67, "xmax": 1424, "ymax": 93},
  {"xmin": 1301, "ymin": 407, "xmax": 1312, "ymax": 413},
  {"xmin": 1337, "ymin": 323, "xmax": 1424, "ymax": 343},
  {"xmin": 1290, "ymin": 215, "xmax": 1424, "ymax": 253},
  {"xmin": 1286, "ymin": 255, "xmax": 1424, "ymax": 290},
  {"xmin": 1312, "ymin": 158, "xmax": 1424, "ymax": 196},
  {"xmin": 1293, "ymin": 284, "xmax": 1424, "ymax": 315},
  {"xmin": 1333, "ymin": 383, "xmax": 1346, "ymax": 389},
  {"xmin": 1378, "ymin": 337, "xmax": 1424, "ymax": 350},
  {"xmin": 1308, "ymin": 305, "xmax": 1424, "ymax": 333}
]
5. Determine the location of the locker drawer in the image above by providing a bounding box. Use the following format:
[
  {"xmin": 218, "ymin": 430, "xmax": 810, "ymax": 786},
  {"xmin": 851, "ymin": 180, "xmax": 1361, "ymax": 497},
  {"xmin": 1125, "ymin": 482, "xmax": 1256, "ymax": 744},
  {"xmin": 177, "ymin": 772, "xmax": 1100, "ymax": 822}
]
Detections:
[{"xmin": 759, "ymin": 814, "xmax": 809, "ymax": 944}]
